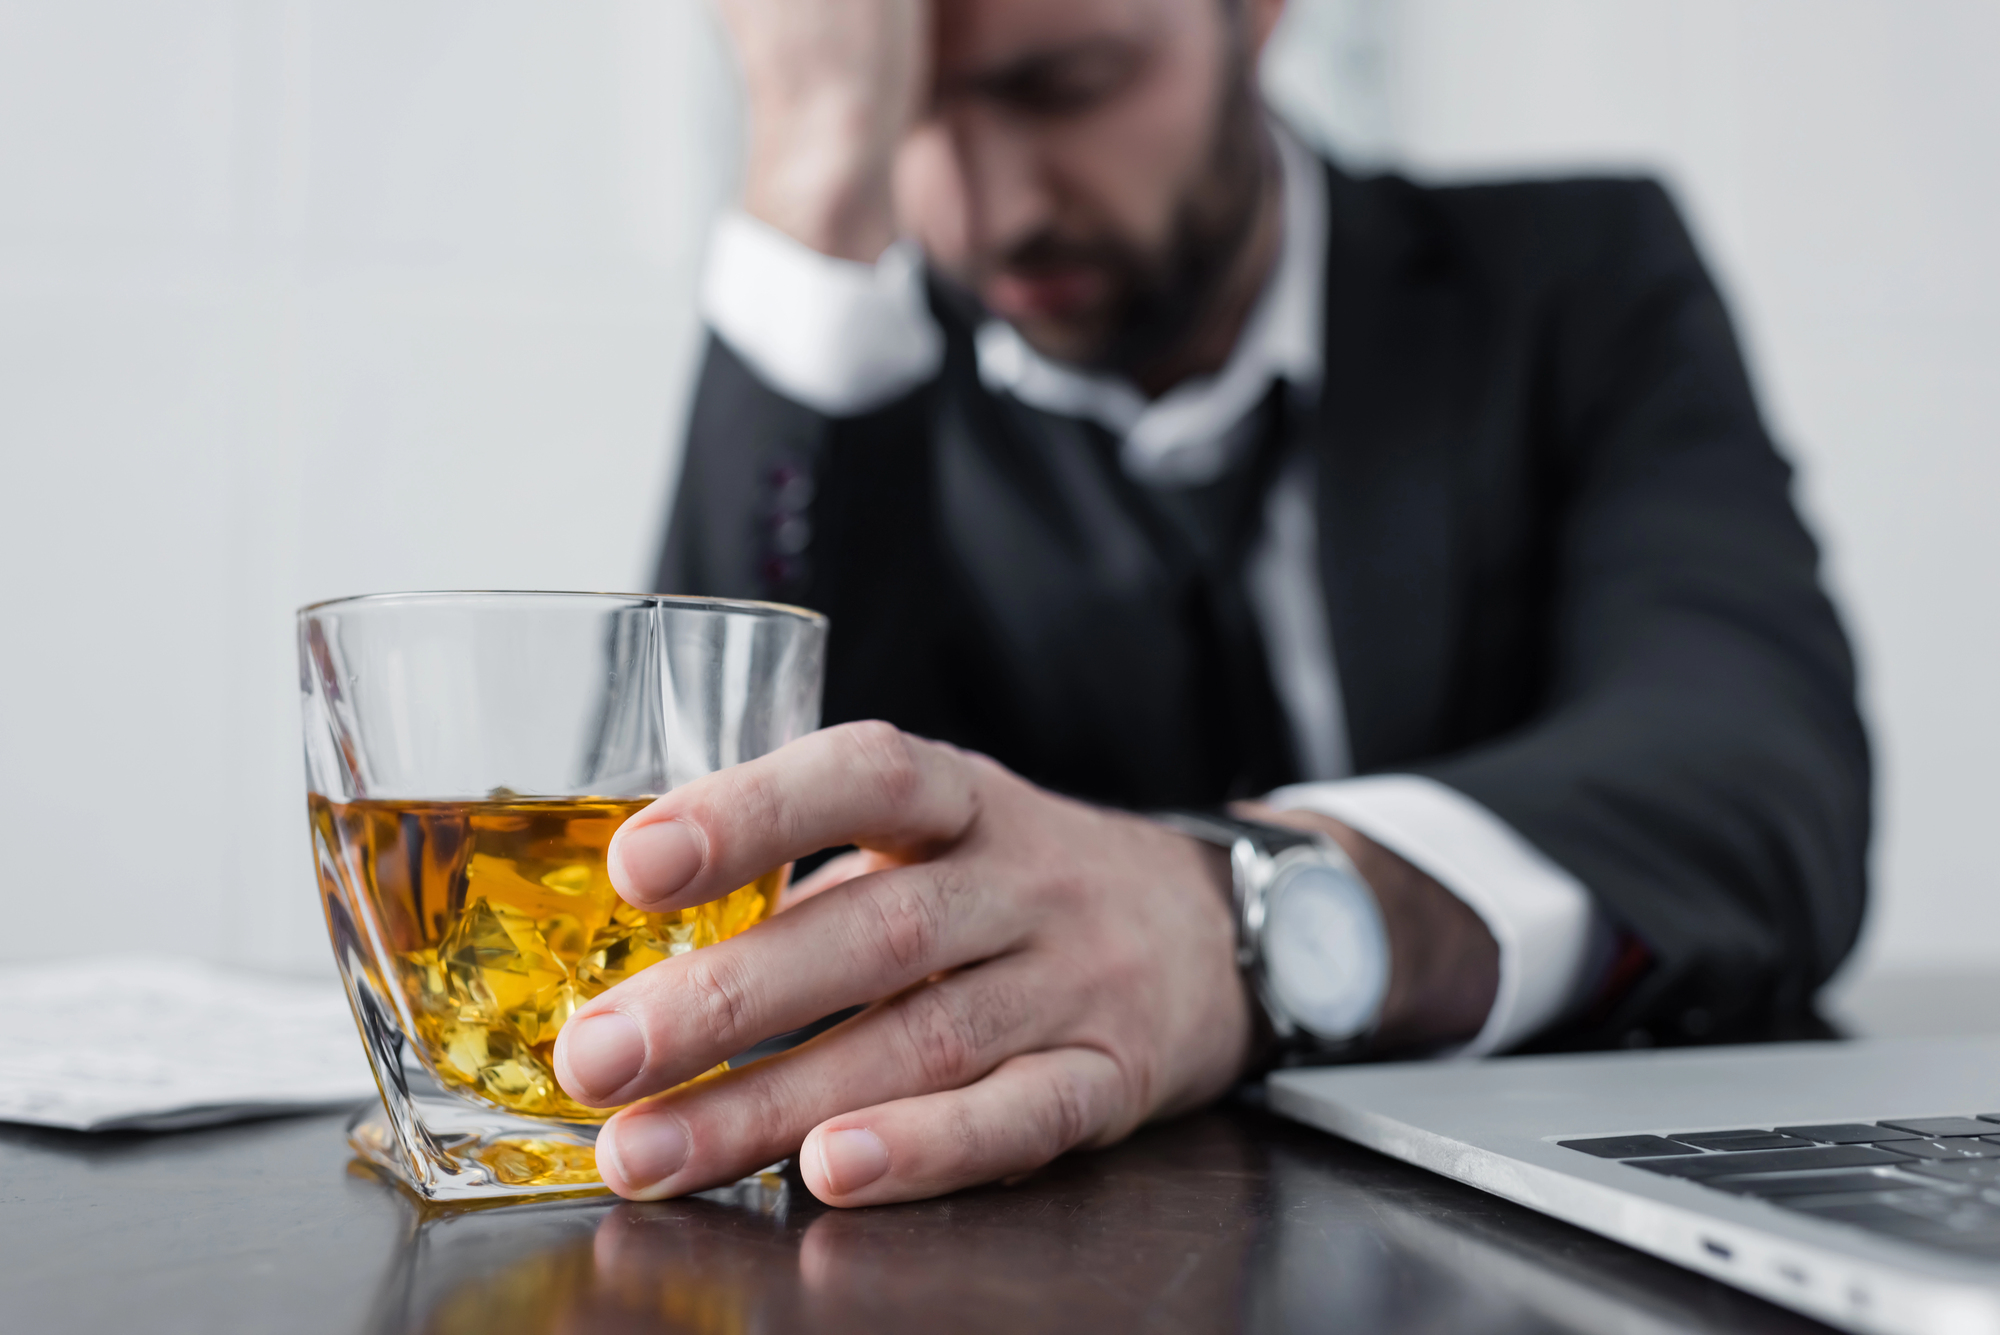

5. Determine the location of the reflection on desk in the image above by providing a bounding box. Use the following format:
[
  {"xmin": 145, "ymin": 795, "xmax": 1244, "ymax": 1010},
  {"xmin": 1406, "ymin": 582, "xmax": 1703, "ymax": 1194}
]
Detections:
[{"xmin": 4, "ymin": 1101, "xmax": 1835, "ymax": 1334}]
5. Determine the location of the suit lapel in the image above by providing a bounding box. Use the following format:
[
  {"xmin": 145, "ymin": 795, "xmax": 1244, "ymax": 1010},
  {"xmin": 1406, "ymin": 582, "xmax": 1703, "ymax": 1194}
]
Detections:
[{"xmin": 1314, "ymin": 164, "xmax": 1478, "ymax": 772}]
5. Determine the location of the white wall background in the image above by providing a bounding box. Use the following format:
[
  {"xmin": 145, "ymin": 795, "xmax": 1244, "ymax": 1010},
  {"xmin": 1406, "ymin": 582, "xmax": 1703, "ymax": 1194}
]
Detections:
[
  {"xmin": 2, "ymin": 1, "xmax": 1995, "ymax": 993},
  {"xmin": 1292, "ymin": 0, "xmax": 2000, "ymax": 993},
  {"xmin": 0, "ymin": 1, "xmax": 740, "ymax": 971}
]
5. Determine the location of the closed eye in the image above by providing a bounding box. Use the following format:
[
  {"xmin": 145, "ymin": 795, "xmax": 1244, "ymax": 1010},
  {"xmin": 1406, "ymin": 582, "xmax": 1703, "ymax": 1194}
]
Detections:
[{"xmin": 955, "ymin": 39, "xmax": 1148, "ymax": 116}]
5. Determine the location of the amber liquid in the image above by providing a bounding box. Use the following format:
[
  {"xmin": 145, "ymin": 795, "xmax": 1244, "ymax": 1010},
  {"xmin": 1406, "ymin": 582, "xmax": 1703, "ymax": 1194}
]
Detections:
[{"xmin": 310, "ymin": 794, "xmax": 783, "ymax": 1123}]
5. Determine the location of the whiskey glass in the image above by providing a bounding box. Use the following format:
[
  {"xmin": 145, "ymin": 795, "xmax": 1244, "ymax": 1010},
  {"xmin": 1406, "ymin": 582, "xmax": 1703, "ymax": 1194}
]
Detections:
[{"xmin": 299, "ymin": 592, "xmax": 826, "ymax": 1202}]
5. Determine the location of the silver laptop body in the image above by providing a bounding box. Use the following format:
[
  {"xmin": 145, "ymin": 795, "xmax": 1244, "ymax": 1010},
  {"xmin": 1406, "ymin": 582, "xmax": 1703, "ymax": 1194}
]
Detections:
[{"xmin": 1270, "ymin": 1036, "xmax": 2000, "ymax": 1335}]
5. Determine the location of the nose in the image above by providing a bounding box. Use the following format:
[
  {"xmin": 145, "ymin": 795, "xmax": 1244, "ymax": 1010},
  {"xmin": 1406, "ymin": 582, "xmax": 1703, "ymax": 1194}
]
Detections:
[{"xmin": 902, "ymin": 106, "xmax": 1056, "ymax": 270}]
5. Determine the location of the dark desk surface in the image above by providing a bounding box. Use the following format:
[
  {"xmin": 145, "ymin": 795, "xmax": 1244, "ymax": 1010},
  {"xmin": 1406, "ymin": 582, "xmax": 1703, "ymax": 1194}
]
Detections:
[{"xmin": 3, "ymin": 1098, "xmax": 1839, "ymax": 1335}]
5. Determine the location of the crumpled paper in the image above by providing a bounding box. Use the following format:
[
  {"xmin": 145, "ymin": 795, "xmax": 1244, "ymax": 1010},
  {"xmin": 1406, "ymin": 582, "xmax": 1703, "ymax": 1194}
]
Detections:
[{"xmin": 0, "ymin": 956, "xmax": 377, "ymax": 1131}]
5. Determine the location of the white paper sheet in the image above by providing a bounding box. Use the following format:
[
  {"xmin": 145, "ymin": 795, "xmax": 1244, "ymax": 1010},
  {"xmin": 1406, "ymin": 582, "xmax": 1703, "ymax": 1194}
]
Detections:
[{"xmin": 0, "ymin": 956, "xmax": 379, "ymax": 1132}]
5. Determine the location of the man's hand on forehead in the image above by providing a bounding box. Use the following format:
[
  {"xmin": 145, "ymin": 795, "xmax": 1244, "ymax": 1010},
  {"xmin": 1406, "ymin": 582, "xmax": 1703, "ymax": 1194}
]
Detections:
[
  {"xmin": 551, "ymin": 720, "xmax": 1256, "ymax": 1206},
  {"xmin": 715, "ymin": 0, "xmax": 930, "ymax": 260}
]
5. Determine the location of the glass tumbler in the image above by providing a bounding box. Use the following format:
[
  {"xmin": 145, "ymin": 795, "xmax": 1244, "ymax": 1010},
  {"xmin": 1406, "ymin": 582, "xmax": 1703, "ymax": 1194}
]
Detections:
[{"xmin": 299, "ymin": 592, "xmax": 827, "ymax": 1202}]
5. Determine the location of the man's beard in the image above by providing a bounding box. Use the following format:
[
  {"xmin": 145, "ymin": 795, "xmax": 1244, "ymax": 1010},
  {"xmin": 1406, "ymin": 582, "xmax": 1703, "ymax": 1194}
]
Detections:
[{"xmin": 971, "ymin": 57, "xmax": 1271, "ymax": 379}]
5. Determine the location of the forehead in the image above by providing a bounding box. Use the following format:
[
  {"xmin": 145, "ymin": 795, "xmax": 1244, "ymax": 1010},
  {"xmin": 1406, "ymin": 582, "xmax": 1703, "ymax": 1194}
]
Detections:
[{"xmin": 935, "ymin": 0, "xmax": 1203, "ymax": 71}]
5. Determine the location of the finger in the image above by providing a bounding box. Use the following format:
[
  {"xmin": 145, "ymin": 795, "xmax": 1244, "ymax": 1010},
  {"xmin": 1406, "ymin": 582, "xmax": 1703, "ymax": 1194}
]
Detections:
[
  {"xmin": 607, "ymin": 720, "xmax": 980, "ymax": 913},
  {"xmin": 801, "ymin": 1047, "xmax": 1127, "ymax": 1206},
  {"xmin": 587, "ymin": 951, "xmax": 1068, "ymax": 1199},
  {"xmin": 781, "ymin": 848, "xmax": 899, "ymax": 910},
  {"xmin": 555, "ymin": 858, "xmax": 1030, "ymax": 1105}
]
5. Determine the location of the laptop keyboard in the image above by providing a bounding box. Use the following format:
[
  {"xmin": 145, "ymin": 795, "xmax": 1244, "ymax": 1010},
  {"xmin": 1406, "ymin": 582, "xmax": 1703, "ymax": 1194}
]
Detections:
[{"xmin": 1560, "ymin": 1115, "xmax": 2000, "ymax": 1258}]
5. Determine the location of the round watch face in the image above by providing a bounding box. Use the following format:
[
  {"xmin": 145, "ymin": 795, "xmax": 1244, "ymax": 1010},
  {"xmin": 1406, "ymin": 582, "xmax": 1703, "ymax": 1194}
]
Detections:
[{"xmin": 1262, "ymin": 862, "xmax": 1390, "ymax": 1041}]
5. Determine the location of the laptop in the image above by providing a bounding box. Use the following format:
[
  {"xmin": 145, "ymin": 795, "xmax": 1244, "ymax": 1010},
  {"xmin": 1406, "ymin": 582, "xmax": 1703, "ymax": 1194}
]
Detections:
[{"xmin": 1270, "ymin": 1035, "xmax": 2000, "ymax": 1335}]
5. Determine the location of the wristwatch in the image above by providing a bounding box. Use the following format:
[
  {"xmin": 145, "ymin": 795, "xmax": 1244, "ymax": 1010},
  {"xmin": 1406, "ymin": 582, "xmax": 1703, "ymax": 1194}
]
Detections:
[{"xmin": 1156, "ymin": 811, "xmax": 1390, "ymax": 1058}]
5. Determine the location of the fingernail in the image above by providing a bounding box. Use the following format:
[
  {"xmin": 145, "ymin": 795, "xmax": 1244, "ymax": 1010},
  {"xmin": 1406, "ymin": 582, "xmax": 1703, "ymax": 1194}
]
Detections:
[
  {"xmin": 610, "ymin": 820, "xmax": 705, "ymax": 903},
  {"xmin": 818, "ymin": 1127, "xmax": 890, "ymax": 1196},
  {"xmin": 560, "ymin": 1012, "xmax": 645, "ymax": 1102},
  {"xmin": 603, "ymin": 1110, "xmax": 690, "ymax": 1194}
]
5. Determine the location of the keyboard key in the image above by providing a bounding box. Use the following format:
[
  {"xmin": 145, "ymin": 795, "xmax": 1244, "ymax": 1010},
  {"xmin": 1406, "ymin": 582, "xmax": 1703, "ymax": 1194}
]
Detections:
[
  {"xmin": 1775, "ymin": 1123, "xmax": 1920, "ymax": 1144},
  {"xmin": 1878, "ymin": 1118, "xmax": 1999, "ymax": 1139},
  {"xmin": 1634, "ymin": 1144, "xmax": 1913, "ymax": 1180},
  {"xmin": 1670, "ymin": 1132, "xmax": 1814, "ymax": 1151},
  {"xmin": 1567, "ymin": 1114, "xmax": 2000, "ymax": 1261},
  {"xmin": 1707, "ymin": 1169, "xmax": 1906, "ymax": 1197},
  {"xmin": 1894, "ymin": 1138, "xmax": 2000, "ymax": 1161},
  {"xmin": 1907, "ymin": 1159, "xmax": 2000, "ymax": 1185},
  {"xmin": 1558, "ymin": 1135, "xmax": 1702, "ymax": 1159}
]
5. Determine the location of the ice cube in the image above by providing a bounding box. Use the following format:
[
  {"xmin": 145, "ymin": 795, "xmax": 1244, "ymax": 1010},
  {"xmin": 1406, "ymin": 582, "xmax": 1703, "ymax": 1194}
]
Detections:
[
  {"xmin": 538, "ymin": 863, "xmax": 596, "ymax": 896},
  {"xmin": 576, "ymin": 920, "xmax": 670, "ymax": 991},
  {"xmin": 441, "ymin": 897, "xmax": 576, "ymax": 1044}
]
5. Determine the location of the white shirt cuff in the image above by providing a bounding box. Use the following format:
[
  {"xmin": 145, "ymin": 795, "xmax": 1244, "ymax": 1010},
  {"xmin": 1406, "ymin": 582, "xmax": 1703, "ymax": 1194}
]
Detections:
[
  {"xmin": 1265, "ymin": 773, "xmax": 1603, "ymax": 1057},
  {"xmin": 699, "ymin": 211, "xmax": 945, "ymax": 417}
]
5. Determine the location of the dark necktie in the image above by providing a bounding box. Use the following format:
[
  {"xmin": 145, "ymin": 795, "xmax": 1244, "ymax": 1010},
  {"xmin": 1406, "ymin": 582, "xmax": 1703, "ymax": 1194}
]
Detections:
[{"xmin": 1118, "ymin": 380, "xmax": 1302, "ymax": 800}]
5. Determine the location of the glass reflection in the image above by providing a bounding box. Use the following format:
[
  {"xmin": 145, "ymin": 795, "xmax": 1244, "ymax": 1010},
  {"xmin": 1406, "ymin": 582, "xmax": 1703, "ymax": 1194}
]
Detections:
[
  {"xmin": 361, "ymin": 1170, "xmax": 791, "ymax": 1335},
  {"xmin": 354, "ymin": 1106, "xmax": 1820, "ymax": 1335}
]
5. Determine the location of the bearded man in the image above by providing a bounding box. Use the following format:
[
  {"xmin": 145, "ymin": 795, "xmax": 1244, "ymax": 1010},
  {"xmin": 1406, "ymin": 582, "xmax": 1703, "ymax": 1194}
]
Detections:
[{"xmin": 544, "ymin": 0, "xmax": 1871, "ymax": 1207}]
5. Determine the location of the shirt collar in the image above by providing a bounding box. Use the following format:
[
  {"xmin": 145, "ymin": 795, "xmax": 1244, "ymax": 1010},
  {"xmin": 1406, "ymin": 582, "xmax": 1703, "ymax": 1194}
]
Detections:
[{"xmin": 974, "ymin": 121, "xmax": 1327, "ymax": 488}]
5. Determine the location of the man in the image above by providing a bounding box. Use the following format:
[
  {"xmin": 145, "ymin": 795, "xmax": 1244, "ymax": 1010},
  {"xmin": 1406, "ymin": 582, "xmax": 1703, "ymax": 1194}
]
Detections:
[{"xmin": 546, "ymin": 0, "xmax": 1870, "ymax": 1207}]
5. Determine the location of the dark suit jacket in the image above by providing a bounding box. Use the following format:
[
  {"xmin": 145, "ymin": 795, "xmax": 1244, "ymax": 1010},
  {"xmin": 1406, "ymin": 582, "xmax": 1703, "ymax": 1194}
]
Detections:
[{"xmin": 657, "ymin": 161, "xmax": 1871, "ymax": 1052}]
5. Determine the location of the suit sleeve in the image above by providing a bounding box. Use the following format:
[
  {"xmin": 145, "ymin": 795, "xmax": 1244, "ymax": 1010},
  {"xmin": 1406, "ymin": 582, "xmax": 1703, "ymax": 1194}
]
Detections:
[
  {"xmin": 657, "ymin": 212, "xmax": 946, "ymax": 600},
  {"xmin": 657, "ymin": 334, "xmax": 824, "ymax": 599},
  {"xmin": 1416, "ymin": 182, "xmax": 1870, "ymax": 1049}
]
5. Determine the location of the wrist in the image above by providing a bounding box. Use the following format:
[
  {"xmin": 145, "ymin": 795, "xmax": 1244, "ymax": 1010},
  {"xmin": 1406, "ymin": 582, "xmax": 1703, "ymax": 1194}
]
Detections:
[
  {"xmin": 1134, "ymin": 822, "xmax": 1264, "ymax": 1112},
  {"xmin": 742, "ymin": 100, "xmax": 901, "ymax": 262},
  {"xmin": 1232, "ymin": 804, "xmax": 1499, "ymax": 1053},
  {"xmin": 1158, "ymin": 811, "xmax": 1388, "ymax": 1065},
  {"xmin": 1192, "ymin": 837, "xmax": 1272, "ymax": 1083}
]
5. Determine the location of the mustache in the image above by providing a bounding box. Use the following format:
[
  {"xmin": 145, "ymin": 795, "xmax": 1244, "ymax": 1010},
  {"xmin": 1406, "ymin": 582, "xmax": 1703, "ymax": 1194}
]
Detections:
[{"xmin": 990, "ymin": 229, "xmax": 1146, "ymax": 281}]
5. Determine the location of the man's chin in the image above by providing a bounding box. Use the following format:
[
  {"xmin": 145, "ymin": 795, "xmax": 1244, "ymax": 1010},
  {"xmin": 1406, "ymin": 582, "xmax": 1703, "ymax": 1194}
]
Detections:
[
  {"xmin": 978, "ymin": 277, "xmax": 1117, "ymax": 368},
  {"xmin": 991, "ymin": 310, "xmax": 1116, "ymax": 370},
  {"xmin": 1016, "ymin": 327, "xmax": 1112, "ymax": 375}
]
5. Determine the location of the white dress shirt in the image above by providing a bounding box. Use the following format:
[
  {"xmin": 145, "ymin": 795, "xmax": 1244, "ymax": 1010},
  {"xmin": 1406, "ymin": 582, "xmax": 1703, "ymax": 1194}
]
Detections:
[{"xmin": 700, "ymin": 125, "xmax": 1603, "ymax": 1056}]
